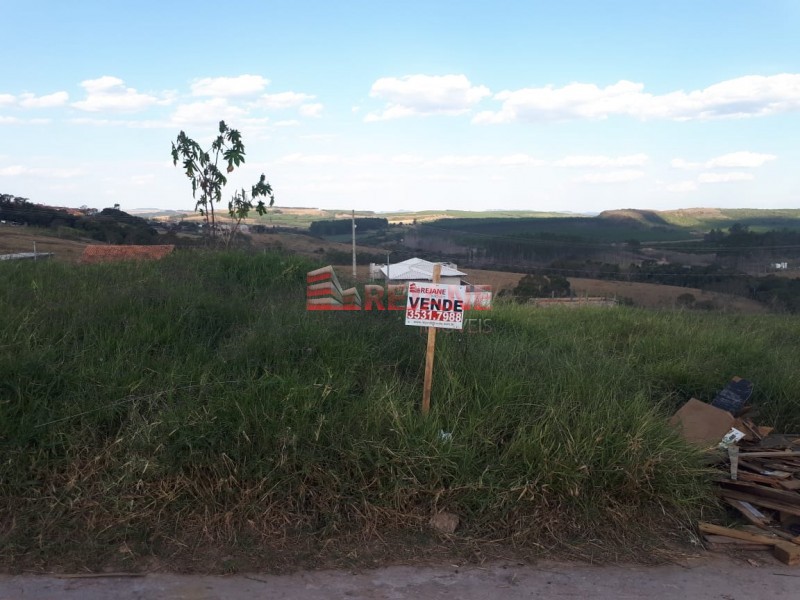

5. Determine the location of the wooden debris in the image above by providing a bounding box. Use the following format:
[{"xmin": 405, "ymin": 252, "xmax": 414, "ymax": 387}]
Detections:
[
  {"xmin": 779, "ymin": 480, "xmax": 800, "ymax": 491},
  {"xmin": 698, "ymin": 522, "xmax": 800, "ymax": 565},
  {"xmin": 678, "ymin": 389, "xmax": 800, "ymax": 563},
  {"xmin": 55, "ymin": 573, "xmax": 146, "ymax": 579},
  {"xmin": 722, "ymin": 498, "xmax": 771, "ymax": 526},
  {"xmin": 699, "ymin": 522, "xmax": 781, "ymax": 544},
  {"xmin": 703, "ymin": 535, "xmax": 771, "ymax": 551},
  {"xmin": 774, "ymin": 543, "xmax": 800, "ymax": 566}
]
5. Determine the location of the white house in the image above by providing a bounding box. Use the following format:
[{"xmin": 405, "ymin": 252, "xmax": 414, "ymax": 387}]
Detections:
[{"xmin": 372, "ymin": 257, "xmax": 468, "ymax": 286}]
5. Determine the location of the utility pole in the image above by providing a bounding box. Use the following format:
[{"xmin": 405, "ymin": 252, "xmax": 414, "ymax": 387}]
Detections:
[
  {"xmin": 351, "ymin": 209, "xmax": 357, "ymax": 279},
  {"xmin": 386, "ymin": 250, "xmax": 391, "ymax": 282}
]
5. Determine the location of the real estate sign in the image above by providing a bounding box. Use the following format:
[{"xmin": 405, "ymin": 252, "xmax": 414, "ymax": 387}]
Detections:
[{"xmin": 405, "ymin": 282, "xmax": 466, "ymax": 330}]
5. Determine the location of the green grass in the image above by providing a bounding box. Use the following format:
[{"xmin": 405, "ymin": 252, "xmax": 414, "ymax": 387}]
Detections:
[{"xmin": 2, "ymin": 250, "xmax": 800, "ymax": 569}]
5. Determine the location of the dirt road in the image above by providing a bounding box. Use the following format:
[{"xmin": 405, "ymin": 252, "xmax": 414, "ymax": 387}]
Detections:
[{"xmin": 2, "ymin": 557, "xmax": 796, "ymax": 599}]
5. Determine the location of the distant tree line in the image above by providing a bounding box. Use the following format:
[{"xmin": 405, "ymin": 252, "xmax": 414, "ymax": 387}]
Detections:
[
  {"xmin": 309, "ymin": 217, "xmax": 388, "ymax": 236},
  {"xmin": 540, "ymin": 257, "xmax": 800, "ymax": 314},
  {"xmin": 509, "ymin": 274, "xmax": 571, "ymax": 300},
  {"xmin": 1, "ymin": 193, "xmax": 158, "ymax": 245},
  {"xmin": 704, "ymin": 223, "xmax": 800, "ymax": 256}
]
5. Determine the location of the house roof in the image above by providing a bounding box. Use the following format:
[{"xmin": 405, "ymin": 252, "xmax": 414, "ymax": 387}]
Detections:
[
  {"xmin": 381, "ymin": 257, "xmax": 466, "ymax": 280},
  {"xmin": 80, "ymin": 245, "xmax": 175, "ymax": 264},
  {"xmin": 0, "ymin": 252, "xmax": 54, "ymax": 261}
]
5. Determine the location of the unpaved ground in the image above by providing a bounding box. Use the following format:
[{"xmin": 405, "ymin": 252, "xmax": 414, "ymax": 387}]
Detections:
[
  {"xmin": 0, "ymin": 227, "xmax": 91, "ymax": 262},
  {"xmin": 2, "ymin": 557, "xmax": 797, "ymax": 599},
  {"xmin": 567, "ymin": 277, "xmax": 768, "ymax": 313},
  {"xmin": 460, "ymin": 269, "xmax": 767, "ymax": 313}
]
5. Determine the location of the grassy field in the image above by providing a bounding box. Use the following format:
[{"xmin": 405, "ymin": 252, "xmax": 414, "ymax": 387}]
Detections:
[
  {"xmin": 385, "ymin": 267, "xmax": 767, "ymax": 313},
  {"xmin": 659, "ymin": 208, "xmax": 800, "ymax": 231},
  {"xmin": 2, "ymin": 250, "xmax": 800, "ymax": 571},
  {"xmin": 147, "ymin": 207, "xmax": 577, "ymax": 228},
  {"xmin": 143, "ymin": 206, "xmax": 800, "ymax": 233}
]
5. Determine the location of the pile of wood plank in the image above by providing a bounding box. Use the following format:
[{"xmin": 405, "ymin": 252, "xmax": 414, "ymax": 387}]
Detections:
[
  {"xmin": 705, "ymin": 428, "xmax": 800, "ymax": 564},
  {"xmin": 669, "ymin": 376, "xmax": 800, "ymax": 565}
]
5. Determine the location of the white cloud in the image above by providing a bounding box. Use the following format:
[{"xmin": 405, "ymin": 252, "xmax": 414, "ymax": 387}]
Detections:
[
  {"xmin": 278, "ymin": 153, "xmax": 344, "ymax": 165},
  {"xmin": 68, "ymin": 117, "xmax": 171, "ymax": 129},
  {"xmin": 473, "ymin": 73, "xmax": 800, "ymax": 123},
  {"xmin": 666, "ymin": 181, "xmax": 698, "ymax": 193},
  {"xmin": 73, "ymin": 76, "xmax": 163, "ymax": 112},
  {"xmin": 0, "ymin": 116, "xmax": 51, "ymax": 125},
  {"xmin": 277, "ymin": 152, "xmax": 547, "ymax": 168},
  {"xmin": 0, "ymin": 165, "xmax": 25, "ymax": 175},
  {"xmin": 0, "ymin": 90, "xmax": 68, "ymax": 108},
  {"xmin": 554, "ymin": 153, "xmax": 649, "ymax": 168},
  {"xmin": 706, "ymin": 151, "xmax": 777, "ymax": 168},
  {"xmin": 171, "ymin": 98, "xmax": 247, "ymax": 125},
  {"xmin": 672, "ymin": 151, "xmax": 777, "ymax": 170},
  {"xmin": 474, "ymin": 80, "xmax": 646, "ymax": 123},
  {"xmin": 576, "ymin": 170, "xmax": 645, "ymax": 184},
  {"xmin": 19, "ymin": 91, "xmax": 69, "ymax": 108},
  {"xmin": 130, "ymin": 174, "xmax": 155, "ymax": 185},
  {"xmin": 697, "ymin": 172, "xmax": 755, "ymax": 183},
  {"xmin": 256, "ymin": 91, "xmax": 315, "ymax": 109},
  {"xmin": 391, "ymin": 154, "xmax": 425, "ymax": 165},
  {"xmin": 0, "ymin": 165, "xmax": 84, "ymax": 178},
  {"xmin": 670, "ymin": 158, "xmax": 703, "ymax": 170},
  {"xmin": 274, "ymin": 119, "xmax": 300, "ymax": 127},
  {"xmin": 299, "ymin": 103, "xmax": 324, "ymax": 118},
  {"xmin": 429, "ymin": 154, "xmax": 546, "ymax": 167},
  {"xmin": 191, "ymin": 75, "xmax": 269, "ymax": 97},
  {"xmin": 497, "ymin": 154, "xmax": 546, "ymax": 167},
  {"xmin": 366, "ymin": 74, "xmax": 491, "ymax": 121},
  {"xmin": 275, "ymin": 152, "xmax": 656, "ymax": 172}
]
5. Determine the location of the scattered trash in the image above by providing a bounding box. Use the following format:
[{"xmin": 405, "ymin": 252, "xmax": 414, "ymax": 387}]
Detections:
[
  {"xmin": 670, "ymin": 377, "xmax": 800, "ymax": 566},
  {"xmin": 429, "ymin": 511, "xmax": 460, "ymax": 534},
  {"xmin": 438, "ymin": 430, "xmax": 453, "ymax": 443},
  {"xmin": 670, "ymin": 398, "xmax": 734, "ymax": 447},
  {"xmin": 719, "ymin": 428, "xmax": 746, "ymax": 449},
  {"xmin": 711, "ymin": 376, "xmax": 753, "ymax": 414}
]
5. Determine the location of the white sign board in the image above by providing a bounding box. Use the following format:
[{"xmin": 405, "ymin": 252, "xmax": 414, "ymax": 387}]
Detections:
[{"xmin": 405, "ymin": 282, "xmax": 465, "ymax": 330}]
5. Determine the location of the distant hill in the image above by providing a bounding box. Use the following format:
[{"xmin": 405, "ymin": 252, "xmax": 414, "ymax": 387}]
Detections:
[
  {"xmin": 597, "ymin": 209, "xmax": 672, "ymax": 228},
  {"xmin": 0, "ymin": 194, "xmax": 159, "ymax": 245},
  {"xmin": 126, "ymin": 208, "xmax": 189, "ymax": 218},
  {"xmin": 659, "ymin": 208, "xmax": 800, "ymax": 231}
]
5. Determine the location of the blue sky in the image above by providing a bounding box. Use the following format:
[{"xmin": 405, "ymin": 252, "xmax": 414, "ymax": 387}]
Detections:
[{"xmin": 1, "ymin": 1, "xmax": 798, "ymax": 213}]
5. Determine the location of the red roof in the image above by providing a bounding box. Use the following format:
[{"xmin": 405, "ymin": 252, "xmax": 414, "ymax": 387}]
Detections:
[{"xmin": 80, "ymin": 245, "xmax": 175, "ymax": 264}]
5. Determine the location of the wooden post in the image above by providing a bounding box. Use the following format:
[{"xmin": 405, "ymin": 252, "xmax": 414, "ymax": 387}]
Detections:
[
  {"xmin": 421, "ymin": 263, "xmax": 441, "ymax": 415},
  {"xmin": 351, "ymin": 209, "xmax": 357, "ymax": 279}
]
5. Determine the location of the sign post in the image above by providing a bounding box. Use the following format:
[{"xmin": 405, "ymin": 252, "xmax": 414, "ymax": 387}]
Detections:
[
  {"xmin": 421, "ymin": 264, "xmax": 441, "ymax": 415},
  {"xmin": 403, "ymin": 264, "xmax": 467, "ymax": 415}
]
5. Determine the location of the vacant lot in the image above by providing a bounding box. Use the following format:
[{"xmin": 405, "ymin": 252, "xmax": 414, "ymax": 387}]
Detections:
[
  {"xmin": 3, "ymin": 250, "xmax": 800, "ymax": 571},
  {"xmin": 568, "ymin": 277, "xmax": 768, "ymax": 313},
  {"xmin": 0, "ymin": 227, "xmax": 90, "ymax": 262},
  {"xmin": 250, "ymin": 231, "xmax": 386, "ymax": 259},
  {"xmin": 458, "ymin": 269, "xmax": 767, "ymax": 314},
  {"xmin": 0, "ymin": 229, "xmax": 773, "ymax": 315}
]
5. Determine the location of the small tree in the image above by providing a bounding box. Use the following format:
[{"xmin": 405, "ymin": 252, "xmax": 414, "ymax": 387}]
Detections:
[
  {"xmin": 170, "ymin": 120, "xmax": 273, "ymax": 239},
  {"xmin": 223, "ymin": 176, "xmax": 274, "ymax": 247},
  {"xmin": 513, "ymin": 273, "xmax": 571, "ymax": 301}
]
